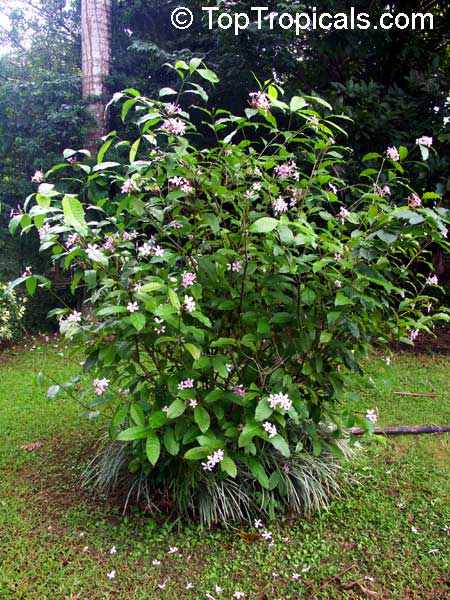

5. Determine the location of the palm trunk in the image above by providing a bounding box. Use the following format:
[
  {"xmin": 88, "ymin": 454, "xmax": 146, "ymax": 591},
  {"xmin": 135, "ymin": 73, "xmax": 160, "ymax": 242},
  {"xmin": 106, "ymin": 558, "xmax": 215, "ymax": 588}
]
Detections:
[{"xmin": 81, "ymin": 0, "xmax": 112, "ymax": 152}]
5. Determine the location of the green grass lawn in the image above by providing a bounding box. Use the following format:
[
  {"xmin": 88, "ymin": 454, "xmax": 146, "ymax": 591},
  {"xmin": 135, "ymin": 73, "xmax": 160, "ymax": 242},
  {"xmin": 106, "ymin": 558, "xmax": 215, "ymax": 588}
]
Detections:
[{"xmin": 0, "ymin": 343, "xmax": 448, "ymax": 599}]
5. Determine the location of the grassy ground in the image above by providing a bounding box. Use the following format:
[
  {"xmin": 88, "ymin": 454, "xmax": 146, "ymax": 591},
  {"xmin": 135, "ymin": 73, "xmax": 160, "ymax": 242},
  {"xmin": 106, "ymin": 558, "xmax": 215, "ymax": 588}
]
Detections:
[{"xmin": 0, "ymin": 342, "xmax": 448, "ymax": 599}]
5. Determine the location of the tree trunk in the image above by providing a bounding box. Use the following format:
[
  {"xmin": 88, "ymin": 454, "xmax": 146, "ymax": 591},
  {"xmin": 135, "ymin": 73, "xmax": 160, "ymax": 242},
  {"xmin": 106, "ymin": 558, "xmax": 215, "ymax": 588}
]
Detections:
[{"xmin": 81, "ymin": 0, "xmax": 112, "ymax": 153}]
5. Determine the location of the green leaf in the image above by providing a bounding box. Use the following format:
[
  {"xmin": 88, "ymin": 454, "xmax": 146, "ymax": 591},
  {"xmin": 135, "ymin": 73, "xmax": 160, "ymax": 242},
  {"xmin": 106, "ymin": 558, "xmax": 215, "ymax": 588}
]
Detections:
[
  {"xmin": 335, "ymin": 292, "xmax": 354, "ymax": 306},
  {"xmin": 238, "ymin": 421, "xmax": 262, "ymax": 447},
  {"xmin": 167, "ymin": 399, "xmax": 186, "ymax": 419},
  {"xmin": 255, "ymin": 398, "xmax": 273, "ymax": 421},
  {"xmin": 220, "ymin": 455, "xmax": 237, "ymax": 478},
  {"xmin": 130, "ymin": 404, "xmax": 145, "ymax": 427},
  {"xmin": 130, "ymin": 312, "xmax": 146, "ymax": 331},
  {"xmin": 184, "ymin": 343, "xmax": 202, "ymax": 360},
  {"xmin": 257, "ymin": 318, "xmax": 270, "ymax": 334},
  {"xmin": 168, "ymin": 288, "xmax": 181, "ymax": 311},
  {"xmin": 245, "ymin": 457, "xmax": 270, "ymax": 489},
  {"xmin": 129, "ymin": 138, "xmax": 141, "ymax": 163},
  {"xmin": 194, "ymin": 405, "xmax": 210, "ymax": 434},
  {"xmin": 270, "ymin": 434, "xmax": 290, "ymax": 458},
  {"xmin": 149, "ymin": 411, "xmax": 167, "ymax": 428},
  {"xmin": 117, "ymin": 426, "xmax": 148, "ymax": 441},
  {"xmin": 159, "ymin": 87, "xmax": 178, "ymax": 97},
  {"xmin": 25, "ymin": 276, "xmax": 37, "ymax": 296},
  {"xmin": 184, "ymin": 446, "xmax": 210, "ymax": 460},
  {"xmin": 146, "ymin": 431, "xmax": 161, "ymax": 465},
  {"xmin": 197, "ymin": 68, "xmax": 219, "ymax": 83},
  {"xmin": 163, "ymin": 427, "xmax": 180, "ymax": 456},
  {"xmin": 92, "ymin": 161, "xmax": 120, "ymax": 173},
  {"xmin": 249, "ymin": 217, "xmax": 279, "ymax": 233},
  {"xmin": 97, "ymin": 306, "xmax": 129, "ymax": 316},
  {"xmin": 290, "ymin": 96, "xmax": 307, "ymax": 112},
  {"xmin": 62, "ymin": 195, "xmax": 88, "ymax": 236},
  {"xmin": 140, "ymin": 281, "xmax": 163, "ymax": 293}
]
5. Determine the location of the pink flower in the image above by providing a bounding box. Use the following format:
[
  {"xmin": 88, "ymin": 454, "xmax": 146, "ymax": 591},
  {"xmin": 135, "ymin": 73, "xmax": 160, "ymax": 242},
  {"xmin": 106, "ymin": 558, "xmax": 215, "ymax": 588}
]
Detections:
[
  {"xmin": 109, "ymin": 546, "xmax": 117, "ymax": 555},
  {"xmin": 249, "ymin": 91, "xmax": 270, "ymax": 113},
  {"xmin": 338, "ymin": 207, "xmax": 350, "ymax": 222},
  {"xmin": 201, "ymin": 449, "xmax": 224, "ymax": 472},
  {"xmin": 426, "ymin": 274, "xmax": 438, "ymax": 285},
  {"xmin": 185, "ymin": 582, "xmax": 193, "ymax": 589},
  {"xmin": 272, "ymin": 195, "xmax": 288, "ymax": 216},
  {"xmin": 106, "ymin": 570, "xmax": 116, "ymax": 579},
  {"xmin": 254, "ymin": 519, "xmax": 263, "ymax": 529},
  {"xmin": 274, "ymin": 161, "xmax": 296, "ymax": 178},
  {"xmin": 166, "ymin": 102, "xmax": 182, "ymax": 114},
  {"xmin": 138, "ymin": 242, "xmax": 153, "ymax": 257},
  {"xmin": 232, "ymin": 385, "xmax": 246, "ymax": 397},
  {"xmin": 263, "ymin": 421, "xmax": 277, "ymax": 438},
  {"xmin": 182, "ymin": 271, "xmax": 196, "ymax": 288},
  {"xmin": 410, "ymin": 329, "xmax": 420, "ymax": 342},
  {"xmin": 329, "ymin": 183, "xmax": 338, "ymax": 194},
  {"xmin": 167, "ymin": 546, "xmax": 179, "ymax": 554},
  {"xmin": 121, "ymin": 178, "xmax": 139, "ymax": 194},
  {"xmin": 184, "ymin": 295, "xmax": 196, "ymax": 313},
  {"xmin": 161, "ymin": 118, "xmax": 186, "ymax": 136},
  {"xmin": 386, "ymin": 146, "xmax": 400, "ymax": 161},
  {"xmin": 366, "ymin": 409, "xmax": 377, "ymax": 424},
  {"xmin": 268, "ymin": 392, "xmax": 292, "ymax": 411},
  {"xmin": 93, "ymin": 378, "xmax": 109, "ymax": 395},
  {"xmin": 335, "ymin": 280, "xmax": 342, "ymax": 288},
  {"xmin": 178, "ymin": 378, "xmax": 194, "ymax": 390},
  {"xmin": 67, "ymin": 310, "xmax": 82, "ymax": 323},
  {"xmin": 233, "ymin": 592, "xmax": 245, "ymax": 599},
  {"xmin": 65, "ymin": 232, "xmax": 79, "ymax": 249},
  {"xmin": 189, "ymin": 399, "xmax": 197, "ymax": 408},
  {"xmin": 152, "ymin": 559, "xmax": 161, "ymax": 566},
  {"xmin": 38, "ymin": 224, "xmax": 50, "ymax": 239},
  {"xmin": 21, "ymin": 266, "xmax": 32, "ymax": 278},
  {"xmin": 153, "ymin": 245, "xmax": 164, "ymax": 257},
  {"xmin": 162, "ymin": 405, "xmax": 168, "ymax": 413},
  {"xmin": 168, "ymin": 176, "xmax": 193, "ymax": 193},
  {"xmin": 227, "ymin": 261, "xmax": 243, "ymax": 273},
  {"xmin": 127, "ymin": 302, "xmax": 139, "ymax": 313},
  {"xmin": 408, "ymin": 193, "xmax": 422, "ymax": 209},
  {"xmin": 31, "ymin": 170, "xmax": 45, "ymax": 183},
  {"xmin": 416, "ymin": 136, "xmax": 433, "ymax": 147},
  {"xmin": 261, "ymin": 530, "xmax": 272, "ymax": 541},
  {"xmin": 334, "ymin": 253, "xmax": 342, "ymax": 261}
]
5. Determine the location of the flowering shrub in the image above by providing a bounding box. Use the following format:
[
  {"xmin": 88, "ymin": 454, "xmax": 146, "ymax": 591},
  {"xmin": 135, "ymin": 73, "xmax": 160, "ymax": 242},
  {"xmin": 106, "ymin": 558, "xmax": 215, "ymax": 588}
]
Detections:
[
  {"xmin": 0, "ymin": 281, "xmax": 27, "ymax": 345},
  {"xmin": 10, "ymin": 60, "xmax": 449, "ymax": 524}
]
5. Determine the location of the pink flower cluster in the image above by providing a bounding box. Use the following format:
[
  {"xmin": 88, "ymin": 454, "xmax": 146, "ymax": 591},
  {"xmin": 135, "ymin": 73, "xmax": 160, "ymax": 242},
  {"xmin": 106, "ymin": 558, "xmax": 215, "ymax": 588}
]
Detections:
[
  {"xmin": 274, "ymin": 160, "xmax": 298, "ymax": 179},
  {"xmin": 184, "ymin": 295, "xmax": 196, "ymax": 313},
  {"xmin": 93, "ymin": 378, "xmax": 110, "ymax": 395},
  {"xmin": 168, "ymin": 176, "xmax": 193, "ymax": 193},
  {"xmin": 121, "ymin": 178, "xmax": 140, "ymax": 194},
  {"xmin": 154, "ymin": 317, "xmax": 166, "ymax": 335},
  {"xmin": 263, "ymin": 421, "xmax": 277, "ymax": 438},
  {"xmin": 161, "ymin": 118, "xmax": 186, "ymax": 136},
  {"xmin": 166, "ymin": 102, "xmax": 182, "ymax": 115},
  {"xmin": 178, "ymin": 378, "xmax": 194, "ymax": 390},
  {"xmin": 426, "ymin": 274, "xmax": 438, "ymax": 285},
  {"xmin": 201, "ymin": 449, "xmax": 224, "ymax": 471},
  {"xmin": 408, "ymin": 193, "xmax": 422, "ymax": 209},
  {"xmin": 386, "ymin": 146, "xmax": 400, "ymax": 161},
  {"xmin": 65, "ymin": 232, "xmax": 80, "ymax": 249},
  {"xmin": 31, "ymin": 170, "xmax": 45, "ymax": 183},
  {"xmin": 249, "ymin": 91, "xmax": 270, "ymax": 113},
  {"xmin": 182, "ymin": 271, "xmax": 196, "ymax": 288},
  {"xmin": 416, "ymin": 136, "xmax": 433, "ymax": 147},
  {"xmin": 365, "ymin": 409, "xmax": 377, "ymax": 424},
  {"xmin": 272, "ymin": 196, "xmax": 288, "ymax": 216},
  {"xmin": 268, "ymin": 392, "xmax": 292, "ymax": 411},
  {"xmin": 227, "ymin": 261, "xmax": 243, "ymax": 273}
]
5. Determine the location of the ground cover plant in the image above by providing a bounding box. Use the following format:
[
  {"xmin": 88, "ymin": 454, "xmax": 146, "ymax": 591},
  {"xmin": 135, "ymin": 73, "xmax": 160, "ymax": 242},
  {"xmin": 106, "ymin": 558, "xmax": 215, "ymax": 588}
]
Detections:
[
  {"xmin": 0, "ymin": 343, "xmax": 448, "ymax": 599},
  {"xmin": 8, "ymin": 60, "xmax": 450, "ymax": 524}
]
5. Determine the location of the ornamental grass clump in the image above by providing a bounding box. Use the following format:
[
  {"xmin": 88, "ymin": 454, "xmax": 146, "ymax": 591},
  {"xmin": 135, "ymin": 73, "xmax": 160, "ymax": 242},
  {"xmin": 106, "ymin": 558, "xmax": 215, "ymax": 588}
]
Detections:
[{"xmin": 10, "ymin": 60, "xmax": 449, "ymax": 525}]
